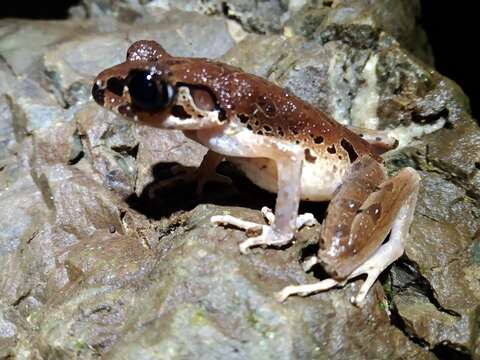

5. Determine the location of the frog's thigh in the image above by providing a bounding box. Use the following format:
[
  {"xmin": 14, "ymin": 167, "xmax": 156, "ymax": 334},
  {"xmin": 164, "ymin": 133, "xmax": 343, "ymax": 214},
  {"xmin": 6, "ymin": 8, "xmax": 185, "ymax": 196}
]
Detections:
[
  {"xmin": 277, "ymin": 166, "xmax": 420, "ymax": 306},
  {"xmin": 207, "ymin": 129, "xmax": 306, "ymax": 252},
  {"xmin": 347, "ymin": 167, "xmax": 420, "ymax": 305}
]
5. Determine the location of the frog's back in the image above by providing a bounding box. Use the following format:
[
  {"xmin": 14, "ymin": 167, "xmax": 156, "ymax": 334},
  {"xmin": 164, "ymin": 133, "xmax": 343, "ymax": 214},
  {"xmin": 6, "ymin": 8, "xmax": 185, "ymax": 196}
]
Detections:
[{"xmin": 169, "ymin": 58, "xmax": 381, "ymax": 166}]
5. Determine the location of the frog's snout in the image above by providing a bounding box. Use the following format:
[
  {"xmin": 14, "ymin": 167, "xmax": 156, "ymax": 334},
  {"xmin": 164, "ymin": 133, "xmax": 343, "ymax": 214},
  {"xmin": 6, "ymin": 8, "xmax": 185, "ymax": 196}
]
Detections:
[{"xmin": 92, "ymin": 82, "xmax": 105, "ymax": 106}]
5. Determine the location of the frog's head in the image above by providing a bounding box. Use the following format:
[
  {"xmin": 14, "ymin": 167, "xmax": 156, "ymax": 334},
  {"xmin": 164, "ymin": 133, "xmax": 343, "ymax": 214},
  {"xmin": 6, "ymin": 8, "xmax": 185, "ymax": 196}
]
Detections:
[{"xmin": 92, "ymin": 40, "xmax": 223, "ymax": 129}]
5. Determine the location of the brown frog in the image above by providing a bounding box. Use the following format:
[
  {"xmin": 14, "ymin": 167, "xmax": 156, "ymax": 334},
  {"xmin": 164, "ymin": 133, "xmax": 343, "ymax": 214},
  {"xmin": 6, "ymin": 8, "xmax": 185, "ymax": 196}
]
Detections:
[{"xmin": 92, "ymin": 40, "xmax": 420, "ymax": 305}]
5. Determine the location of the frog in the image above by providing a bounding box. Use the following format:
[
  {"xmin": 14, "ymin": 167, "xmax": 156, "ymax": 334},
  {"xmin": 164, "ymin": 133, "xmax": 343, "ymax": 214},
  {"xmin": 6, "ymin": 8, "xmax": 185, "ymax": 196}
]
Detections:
[{"xmin": 92, "ymin": 40, "xmax": 420, "ymax": 306}]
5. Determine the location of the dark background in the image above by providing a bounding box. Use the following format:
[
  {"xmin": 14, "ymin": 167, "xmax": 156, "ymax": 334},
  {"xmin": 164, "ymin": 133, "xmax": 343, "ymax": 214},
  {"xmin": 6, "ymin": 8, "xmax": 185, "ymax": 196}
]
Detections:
[{"xmin": 0, "ymin": 1, "xmax": 477, "ymax": 121}]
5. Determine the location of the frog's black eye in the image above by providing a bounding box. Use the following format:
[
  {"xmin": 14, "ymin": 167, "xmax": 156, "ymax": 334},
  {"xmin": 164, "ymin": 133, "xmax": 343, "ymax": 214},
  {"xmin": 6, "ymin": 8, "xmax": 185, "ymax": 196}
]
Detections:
[{"xmin": 127, "ymin": 70, "xmax": 175, "ymax": 111}]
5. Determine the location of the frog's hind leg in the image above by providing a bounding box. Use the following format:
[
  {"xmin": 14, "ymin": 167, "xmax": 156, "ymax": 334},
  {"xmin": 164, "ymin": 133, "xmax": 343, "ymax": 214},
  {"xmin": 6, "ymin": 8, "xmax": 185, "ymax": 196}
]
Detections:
[
  {"xmin": 346, "ymin": 169, "xmax": 420, "ymax": 304},
  {"xmin": 277, "ymin": 157, "xmax": 420, "ymax": 306}
]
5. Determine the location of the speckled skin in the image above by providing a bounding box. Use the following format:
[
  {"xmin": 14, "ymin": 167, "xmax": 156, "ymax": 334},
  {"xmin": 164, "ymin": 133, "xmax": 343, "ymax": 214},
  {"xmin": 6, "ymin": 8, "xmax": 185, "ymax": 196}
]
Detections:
[
  {"xmin": 92, "ymin": 40, "xmax": 421, "ymax": 305},
  {"xmin": 93, "ymin": 41, "xmax": 384, "ymax": 200}
]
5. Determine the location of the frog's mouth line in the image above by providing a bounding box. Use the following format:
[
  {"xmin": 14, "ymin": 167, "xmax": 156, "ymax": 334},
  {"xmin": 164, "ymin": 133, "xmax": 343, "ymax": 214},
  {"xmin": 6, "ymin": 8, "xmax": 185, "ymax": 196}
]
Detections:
[{"xmin": 160, "ymin": 86, "xmax": 224, "ymax": 128}]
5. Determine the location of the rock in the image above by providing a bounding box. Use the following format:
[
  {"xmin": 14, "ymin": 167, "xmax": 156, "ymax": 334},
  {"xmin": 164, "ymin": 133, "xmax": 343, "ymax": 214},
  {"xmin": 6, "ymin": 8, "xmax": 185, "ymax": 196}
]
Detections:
[
  {"xmin": 43, "ymin": 10, "xmax": 236, "ymax": 108},
  {"xmin": 384, "ymin": 117, "xmax": 480, "ymax": 357},
  {"xmin": 0, "ymin": 95, "xmax": 16, "ymax": 160},
  {"xmin": 103, "ymin": 205, "xmax": 433, "ymax": 360},
  {"xmin": 0, "ymin": 19, "xmax": 96, "ymax": 80},
  {"xmin": 128, "ymin": 10, "xmax": 237, "ymax": 58},
  {"xmin": 286, "ymin": 0, "xmax": 433, "ymax": 65},
  {"xmin": 0, "ymin": 1, "xmax": 479, "ymax": 358}
]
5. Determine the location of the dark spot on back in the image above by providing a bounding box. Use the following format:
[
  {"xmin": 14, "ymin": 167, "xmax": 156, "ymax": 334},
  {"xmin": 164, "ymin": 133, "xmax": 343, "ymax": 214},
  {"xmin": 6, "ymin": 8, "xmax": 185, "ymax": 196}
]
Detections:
[
  {"xmin": 327, "ymin": 144, "xmax": 336, "ymax": 154},
  {"xmin": 219, "ymin": 109, "xmax": 227, "ymax": 121},
  {"xmin": 314, "ymin": 136, "xmax": 324, "ymax": 144},
  {"xmin": 304, "ymin": 148, "xmax": 317, "ymax": 163},
  {"xmin": 171, "ymin": 105, "xmax": 191, "ymax": 119},
  {"xmin": 263, "ymin": 125, "xmax": 273, "ymax": 132},
  {"xmin": 257, "ymin": 95, "xmax": 276, "ymax": 116},
  {"xmin": 106, "ymin": 77, "xmax": 125, "ymax": 96},
  {"xmin": 340, "ymin": 138, "xmax": 358, "ymax": 163},
  {"xmin": 366, "ymin": 203, "xmax": 382, "ymax": 223},
  {"xmin": 238, "ymin": 114, "xmax": 249, "ymax": 124}
]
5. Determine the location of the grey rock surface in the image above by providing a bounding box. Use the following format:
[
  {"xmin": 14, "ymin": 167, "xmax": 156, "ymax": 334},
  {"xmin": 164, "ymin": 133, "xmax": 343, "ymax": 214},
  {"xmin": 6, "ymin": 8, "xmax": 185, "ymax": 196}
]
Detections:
[{"xmin": 0, "ymin": 1, "xmax": 479, "ymax": 359}]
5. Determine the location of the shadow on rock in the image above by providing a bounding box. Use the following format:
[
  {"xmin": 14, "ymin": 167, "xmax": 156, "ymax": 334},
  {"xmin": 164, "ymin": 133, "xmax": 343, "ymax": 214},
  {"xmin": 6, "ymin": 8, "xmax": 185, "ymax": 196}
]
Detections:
[{"xmin": 126, "ymin": 161, "xmax": 328, "ymax": 222}]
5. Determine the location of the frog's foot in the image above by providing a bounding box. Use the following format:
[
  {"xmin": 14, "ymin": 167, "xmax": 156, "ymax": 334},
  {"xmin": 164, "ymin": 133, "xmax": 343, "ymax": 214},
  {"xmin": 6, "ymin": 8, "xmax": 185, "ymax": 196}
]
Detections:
[
  {"xmin": 276, "ymin": 228, "xmax": 405, "ymax": 306},
  {"xmin": 211, "ymin": 215, "xmax": 294, "ymax": 254},
  {"xmin": 211, "ymin": 208, "xmax": 317, "ymax": 254},
  {"xmin": 276, "ymin": 278, "xmax": 340, "ymax": 303},
  {"xmin": 260, "ymin": 207, "xmax": 318, "ymax": 229}
]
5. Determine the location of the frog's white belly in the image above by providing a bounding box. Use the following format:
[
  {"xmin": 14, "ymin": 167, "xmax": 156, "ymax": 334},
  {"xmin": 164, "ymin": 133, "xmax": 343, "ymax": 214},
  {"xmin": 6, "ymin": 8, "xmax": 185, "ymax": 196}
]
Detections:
[{"xmin": 228, "ymin": 155, "xmax": 349, "ymax": 201}]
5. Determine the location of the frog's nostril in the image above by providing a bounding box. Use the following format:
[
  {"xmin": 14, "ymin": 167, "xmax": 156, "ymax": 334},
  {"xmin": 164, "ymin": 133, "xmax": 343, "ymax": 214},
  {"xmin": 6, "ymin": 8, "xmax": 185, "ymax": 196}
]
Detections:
[{"xmin": 92, "ymin": 83, "xmax": 105, "ymax": 105}]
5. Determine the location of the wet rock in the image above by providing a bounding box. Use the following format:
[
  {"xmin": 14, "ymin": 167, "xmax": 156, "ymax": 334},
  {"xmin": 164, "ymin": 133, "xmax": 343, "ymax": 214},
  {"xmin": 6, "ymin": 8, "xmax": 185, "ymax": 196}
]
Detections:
[
  {"xmin": 0, "ymin": 302, "xmax": 29, "ymax": 358},
  {"xmin": 0, "ymin": 19, "xmax": 93, "ymax": 79}
]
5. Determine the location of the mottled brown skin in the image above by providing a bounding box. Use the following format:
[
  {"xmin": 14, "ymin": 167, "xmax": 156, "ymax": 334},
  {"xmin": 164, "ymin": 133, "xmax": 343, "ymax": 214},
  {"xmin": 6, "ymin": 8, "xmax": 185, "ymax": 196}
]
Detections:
[
  {"xmin": 93, "ymin": 41, "xmax": 420, "ymax": 306},
  {"xmin": 92, "ymin": 40, "xmax": 391, "ymax": 280},
  {"xmin": 93, "ymin": 41, "xmax": 383, "ymax": 170},
  {"xmin": 319, "ymin": 156, "xmax": 387, "ymax": 278}
]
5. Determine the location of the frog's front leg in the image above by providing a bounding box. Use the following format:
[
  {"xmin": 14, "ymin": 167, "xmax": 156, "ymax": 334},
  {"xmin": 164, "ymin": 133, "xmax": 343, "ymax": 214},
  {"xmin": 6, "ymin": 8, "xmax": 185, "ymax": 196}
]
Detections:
[
  {"xmin": 204, "ymin": 127, "xmax": 308, "ymax": 253},
  {"xmin": 147, "ymin": 150, "xmax": 230, "ymax": 198},
  {"xmin": 195, "ymin": 150, "xmax": 231, "ymax": 195},
  {"xmin": 277, "ymin": 156, "xmax": 420, "ymax": 306}
]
